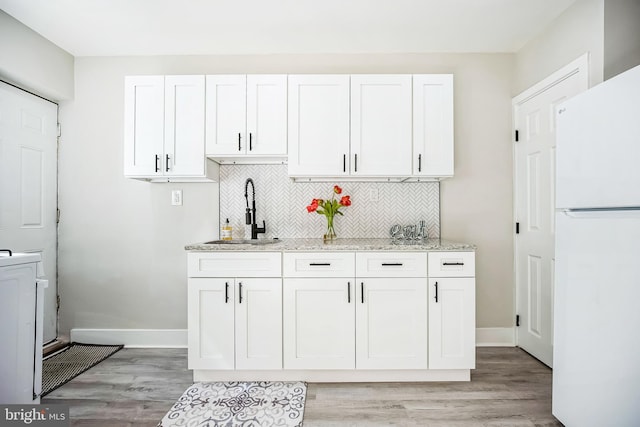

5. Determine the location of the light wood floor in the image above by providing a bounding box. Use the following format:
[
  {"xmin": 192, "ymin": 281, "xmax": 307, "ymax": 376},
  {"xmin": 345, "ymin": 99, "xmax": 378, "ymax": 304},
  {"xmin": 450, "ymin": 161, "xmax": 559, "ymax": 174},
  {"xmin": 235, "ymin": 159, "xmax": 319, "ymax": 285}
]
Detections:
[{"xmin": 42, "ymin": 347, "xmax": 562, "ymax": 426}]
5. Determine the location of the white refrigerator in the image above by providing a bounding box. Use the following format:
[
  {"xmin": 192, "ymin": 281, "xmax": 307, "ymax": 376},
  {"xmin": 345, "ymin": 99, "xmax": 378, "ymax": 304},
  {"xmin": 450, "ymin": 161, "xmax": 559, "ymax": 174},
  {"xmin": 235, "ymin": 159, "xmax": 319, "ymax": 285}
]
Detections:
[{"xmin": 553, "ymin": 64, "xmax": 640, "ymax": 426}]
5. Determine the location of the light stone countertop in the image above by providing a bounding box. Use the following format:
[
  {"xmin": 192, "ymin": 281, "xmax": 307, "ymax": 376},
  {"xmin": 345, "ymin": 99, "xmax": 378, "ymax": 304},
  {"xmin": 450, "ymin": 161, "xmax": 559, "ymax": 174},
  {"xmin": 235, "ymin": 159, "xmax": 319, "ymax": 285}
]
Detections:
[{"xmin": 185, "ymin": 238, "xmax": 475, "ymax": 252}]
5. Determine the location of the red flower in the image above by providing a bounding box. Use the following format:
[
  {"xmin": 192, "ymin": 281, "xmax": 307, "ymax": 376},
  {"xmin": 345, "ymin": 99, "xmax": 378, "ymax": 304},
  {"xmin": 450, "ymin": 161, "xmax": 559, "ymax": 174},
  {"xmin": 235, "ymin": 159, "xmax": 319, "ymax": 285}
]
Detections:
[
  {"xmin": 334, "ymin": 185, "xmax": 342, "ymax": 195},
  {"xmin": 306, "ymin": 201, "xmax": 319, "ymax": 212},
  {"xmin": 339, "ymin": 195, "xmax": 351, "ymax": 206}
]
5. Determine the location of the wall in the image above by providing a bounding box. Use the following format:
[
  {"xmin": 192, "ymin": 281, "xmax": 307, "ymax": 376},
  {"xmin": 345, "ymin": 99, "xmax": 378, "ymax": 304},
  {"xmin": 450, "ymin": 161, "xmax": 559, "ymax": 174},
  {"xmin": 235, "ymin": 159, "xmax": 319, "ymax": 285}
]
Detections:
[
  {"xmin": 0, "ymin": 10, "xmax": 74, "ymax": 101},
  {"xmin": 219, "ymin": 165, "xmax": 440, "ymax": 239},
  {"xmin": 514, "ymin": 0, "xmax": 605, "ymax": 94},
  {"xmin": 58, "ymin": 53, "xmax": 514, "ymax": 340},
  {"xmin": 604, "ymin": 0, "xmax": 640, "ymax": 80}
]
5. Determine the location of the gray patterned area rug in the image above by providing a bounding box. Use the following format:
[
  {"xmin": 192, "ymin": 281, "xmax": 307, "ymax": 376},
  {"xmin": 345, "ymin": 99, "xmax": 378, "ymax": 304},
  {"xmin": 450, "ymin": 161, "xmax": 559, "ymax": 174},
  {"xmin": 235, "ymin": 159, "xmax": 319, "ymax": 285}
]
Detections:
[{"xmin": 159, "ymin": 381, "xmax": 307, "ymax": 427}]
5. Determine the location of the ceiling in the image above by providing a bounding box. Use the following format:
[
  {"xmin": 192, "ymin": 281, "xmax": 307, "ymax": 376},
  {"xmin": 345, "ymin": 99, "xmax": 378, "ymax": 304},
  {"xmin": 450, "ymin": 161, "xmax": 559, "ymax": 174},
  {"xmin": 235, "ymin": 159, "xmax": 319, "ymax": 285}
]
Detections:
[{"xmin": 0, "ymin": 0, "xmax": 577, "ymax": 57}]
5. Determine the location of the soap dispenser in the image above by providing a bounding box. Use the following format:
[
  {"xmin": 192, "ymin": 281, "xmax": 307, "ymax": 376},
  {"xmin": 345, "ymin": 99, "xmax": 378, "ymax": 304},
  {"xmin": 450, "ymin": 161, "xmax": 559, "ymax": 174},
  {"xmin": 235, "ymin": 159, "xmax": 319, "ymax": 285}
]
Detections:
[{"xmin": 221, "ymin": 218, "xmax": 232, "ymax": 241}]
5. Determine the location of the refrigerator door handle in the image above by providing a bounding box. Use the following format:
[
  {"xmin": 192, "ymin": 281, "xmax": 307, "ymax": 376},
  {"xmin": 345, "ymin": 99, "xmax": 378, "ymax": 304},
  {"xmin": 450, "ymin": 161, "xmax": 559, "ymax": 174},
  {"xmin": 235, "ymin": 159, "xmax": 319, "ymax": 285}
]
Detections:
[{"xmin": 563, "ymin": 208, "xmax": 640, "ymax": 219}]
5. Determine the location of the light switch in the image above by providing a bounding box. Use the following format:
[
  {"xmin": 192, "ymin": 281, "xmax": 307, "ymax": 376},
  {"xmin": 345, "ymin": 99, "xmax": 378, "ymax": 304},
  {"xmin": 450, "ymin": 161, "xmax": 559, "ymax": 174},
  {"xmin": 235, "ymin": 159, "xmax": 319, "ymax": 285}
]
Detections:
[
  {"xmin": 171, "ymin": 190, "xmax": 183, "ymax": 206},
  {"xmin": 368, "ymin": 188, "xmax": 379, "ymax": 202}
]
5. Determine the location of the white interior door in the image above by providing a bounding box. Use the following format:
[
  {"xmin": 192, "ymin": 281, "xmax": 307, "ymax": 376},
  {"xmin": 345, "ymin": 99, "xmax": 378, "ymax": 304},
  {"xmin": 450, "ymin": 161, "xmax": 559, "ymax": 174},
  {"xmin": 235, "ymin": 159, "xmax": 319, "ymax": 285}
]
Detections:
[
  {"xmin": 513, "ymin": 56, "xmax": 588, "ymax": 366},
  {"xmin": 0, "ymin": 81, "xmax": 58, "ymax": 344}
]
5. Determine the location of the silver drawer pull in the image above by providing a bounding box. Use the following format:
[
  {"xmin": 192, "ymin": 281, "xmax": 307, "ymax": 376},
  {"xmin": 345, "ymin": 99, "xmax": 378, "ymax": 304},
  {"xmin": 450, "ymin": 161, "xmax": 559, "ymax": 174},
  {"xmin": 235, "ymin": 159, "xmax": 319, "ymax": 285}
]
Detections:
[
  {"xmin": 442, "ymin": 262, "xmax": 464, "ymax": 266},
  {"xmin": 309, "ymin": 262, "xmax": 331, "ymax": 266},
  {"xmin": 381, "ymin": 263, "xmax": 403, "ymax": 266}
]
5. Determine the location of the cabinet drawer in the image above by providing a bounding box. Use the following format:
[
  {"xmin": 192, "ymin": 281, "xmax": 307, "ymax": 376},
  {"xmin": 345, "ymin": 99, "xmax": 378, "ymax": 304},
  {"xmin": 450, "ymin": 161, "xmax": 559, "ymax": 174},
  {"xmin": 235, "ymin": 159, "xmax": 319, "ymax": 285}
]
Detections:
[
  {"xmin": 428, "ymin": 252, "xmax": 475, "ymax": 277},
  {"xmin": 283, "ymin": 252, "xmax": 355, "ymax": 277},
  {"xmin": 356, "ymin": 252, "xmax": 427, "ymax": 277},
  {"xmin": 188, "ymin": 252, "xmax": 281, "ymax": 277}
]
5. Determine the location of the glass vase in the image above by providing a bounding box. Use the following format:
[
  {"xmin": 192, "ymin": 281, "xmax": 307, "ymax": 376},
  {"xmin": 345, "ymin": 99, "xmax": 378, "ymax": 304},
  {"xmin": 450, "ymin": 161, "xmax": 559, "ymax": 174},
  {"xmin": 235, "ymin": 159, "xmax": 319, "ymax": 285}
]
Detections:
[{"xmin": 323, "ymin": 215, "xmax": 337, "ymax": 242}]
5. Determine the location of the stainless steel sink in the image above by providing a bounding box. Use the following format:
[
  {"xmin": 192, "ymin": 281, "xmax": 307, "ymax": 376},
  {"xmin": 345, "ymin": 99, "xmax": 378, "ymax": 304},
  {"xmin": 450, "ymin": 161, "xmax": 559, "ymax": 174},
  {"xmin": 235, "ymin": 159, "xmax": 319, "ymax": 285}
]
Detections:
[{"xmin": 204, "ymin": 239, "xmax": 281, "ymax": 245}]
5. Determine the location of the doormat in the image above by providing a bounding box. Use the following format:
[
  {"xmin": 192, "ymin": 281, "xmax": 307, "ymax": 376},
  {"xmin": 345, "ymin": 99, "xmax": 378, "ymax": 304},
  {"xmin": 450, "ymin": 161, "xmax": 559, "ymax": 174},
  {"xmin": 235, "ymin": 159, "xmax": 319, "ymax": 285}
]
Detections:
[
  {"xmin": 41, "ymin": 342, "xmax": 124, "ymax": 397},
  {"xmin": 158, "ymin": 381, "xmax": 307, "ymax": 427}
]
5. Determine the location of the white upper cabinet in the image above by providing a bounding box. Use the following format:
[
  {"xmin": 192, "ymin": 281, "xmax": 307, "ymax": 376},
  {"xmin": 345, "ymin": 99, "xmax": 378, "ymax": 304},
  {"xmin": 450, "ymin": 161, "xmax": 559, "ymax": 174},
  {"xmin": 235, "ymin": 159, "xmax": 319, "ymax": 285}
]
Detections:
[
  {"xmin": 164, "ymin": 75, "xmax": 206, "ymax": 177},
  {"xmin": 246, "ymin": 75, "xmax": 287, "ymax": 156},
  {"xmin": 412, "ymin": 75, "xmax": 454, "ymax": 178},
  {"xmin": 206, "ymin": 75, "xmax": 287, "ymax": 161},
  {"xmin": 123, "ymin": 76, "xmax": 165, "ymax": 177},
  {"xmin": 288, "ymin": 74, "xmax": 454, "ymax": 181},
  {"xmin": 350, "ymin": 75, "xmax": 412, "ymax": 176},
  {"xmin": 124, "ymin": 75, "xmax": 217, "ymax": 182},
  {"xmin": 287, "ymin": 75, "xmax": 351, "ymax": 176},
  {"xmin": 205, "ymin": 75, "xmax": 246, "ymax": 156}
]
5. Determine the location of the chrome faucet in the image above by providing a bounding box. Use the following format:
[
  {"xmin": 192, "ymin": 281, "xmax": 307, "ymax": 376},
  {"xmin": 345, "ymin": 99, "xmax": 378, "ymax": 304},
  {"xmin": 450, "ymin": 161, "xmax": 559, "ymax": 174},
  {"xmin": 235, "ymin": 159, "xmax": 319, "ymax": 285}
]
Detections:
[{"xmin": 244, "ymin": 178, "xmax": 266, "ymax": 239}]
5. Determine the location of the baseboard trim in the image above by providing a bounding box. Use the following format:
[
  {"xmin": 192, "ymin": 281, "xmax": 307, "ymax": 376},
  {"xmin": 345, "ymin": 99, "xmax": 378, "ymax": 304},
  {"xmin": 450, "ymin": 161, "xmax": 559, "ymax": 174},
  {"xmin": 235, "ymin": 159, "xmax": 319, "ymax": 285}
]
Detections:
[
  {"xmin": 476, "ymin": 327, "xmax": 515, "ymax": 347},
  {"xmin": 70, "ymin": 327, "xmax": 514, "ymax": 349},
  {"xmin": 70, "ymin": 329, "xmax": 187, "ymax": 348}
]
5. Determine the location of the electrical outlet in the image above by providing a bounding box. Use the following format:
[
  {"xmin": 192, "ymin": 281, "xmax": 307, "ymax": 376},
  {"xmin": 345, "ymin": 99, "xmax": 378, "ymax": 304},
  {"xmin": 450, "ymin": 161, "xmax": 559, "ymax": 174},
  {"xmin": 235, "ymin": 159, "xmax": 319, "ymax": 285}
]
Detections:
[
  {"xmin": 368, "ymin": 188, "xmax": 379, "ymax": 202},
  {"xmin": 171, "ymin": 190, "xmax": 183, "ymax": 206}
]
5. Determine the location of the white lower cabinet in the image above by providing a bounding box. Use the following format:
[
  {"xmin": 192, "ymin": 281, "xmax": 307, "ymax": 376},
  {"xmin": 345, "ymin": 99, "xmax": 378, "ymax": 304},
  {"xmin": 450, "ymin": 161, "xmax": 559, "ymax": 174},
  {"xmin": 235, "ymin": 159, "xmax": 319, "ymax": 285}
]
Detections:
[
  {"xmin": 356, "ymin": 278, "xmax": 428, "ymax": 369},
  {"xmin": 188, "ymin": 250, "xmax": 476, "ymax": 380},
  {"xmin": 283, "ymin": 252, "xmax": 430, "ymax": 371},
  {"xmin": 283, "ymin": 278, "xmax": 355, "ymax": 369},
  {"xmin": 188, "ymin": 278, "xmax": 234, "ymax": 370},
  {"xmin": 428, "ymin": 252, "xmax": 476, "ymax": 369},
  {"xmin": 187, "ymin": 252, "xmax": 282, "ymax": 371},
  {"xmin": 188, "ymin": 277, "xmax": 282, "ymax": 370}
]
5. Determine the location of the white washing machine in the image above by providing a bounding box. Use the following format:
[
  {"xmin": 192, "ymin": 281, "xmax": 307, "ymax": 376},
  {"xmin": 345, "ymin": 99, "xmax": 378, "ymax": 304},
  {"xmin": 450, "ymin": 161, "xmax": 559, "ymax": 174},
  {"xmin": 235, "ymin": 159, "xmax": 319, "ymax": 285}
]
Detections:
[{"xmin": 0, "ymin": 250, "xmax": 48, "ymax": 404}]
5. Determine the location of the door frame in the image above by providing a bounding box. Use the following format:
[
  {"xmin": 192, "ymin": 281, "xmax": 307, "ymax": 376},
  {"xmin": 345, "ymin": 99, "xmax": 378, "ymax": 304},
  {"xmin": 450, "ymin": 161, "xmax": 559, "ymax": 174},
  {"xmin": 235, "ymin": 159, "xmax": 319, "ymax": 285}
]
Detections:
[{"xmin": 512, "ymin": 54, "xmax": 589, "ymax": 354}]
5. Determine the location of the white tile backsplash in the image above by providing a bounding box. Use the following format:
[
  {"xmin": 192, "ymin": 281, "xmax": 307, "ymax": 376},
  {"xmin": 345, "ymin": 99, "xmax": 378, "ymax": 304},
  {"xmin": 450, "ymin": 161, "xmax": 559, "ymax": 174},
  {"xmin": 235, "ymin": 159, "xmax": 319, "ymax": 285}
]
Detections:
[{"xmin": 219, "ymin": 164, "xmax": 439, "ymax": 239}]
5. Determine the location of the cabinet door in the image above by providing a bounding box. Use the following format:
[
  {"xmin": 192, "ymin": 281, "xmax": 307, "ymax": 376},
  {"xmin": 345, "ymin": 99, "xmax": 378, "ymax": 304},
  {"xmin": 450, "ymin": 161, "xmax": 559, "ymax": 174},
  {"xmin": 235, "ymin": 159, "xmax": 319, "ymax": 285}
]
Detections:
[
  {"xmin": 283, "ymin": 278, "xmax": 355, "ymax": 369},
  {"xmin": 356, "ymin": 278, "xmax": 428, "ymax": 369},
  {"xmin": 413, "ymin": 75, "xmax": 454, "ymax": 177},
  {"xmin": 235, "ymin": 278, "xmax": 282, "ymax": 370},
  {"xmin": 350, "ymin": 75, "xmax": 412, "ymax": 176},
  {"xmin": 188, "ymin": 278, "xmax": 235, "ymax": 370},
  {"xmin": 246, "ymin": 75, "xmax": 287, "ymax": 156},
  {"xmin": 428, "ymin": 277, "xmax": 475, "ymax": 369},
  {"xmin": 164, "ymin": 75, "xmax": 205, "ymax": 176},
  {"xmin": 123, "ymin": 76, "xmax": 164, "ymax": 176},
  {"xmin": 288, "ymin": 75, "xmax": 350, "ymax": 176},
  {"xmin": 205, "ymin": 75, "xmax": 247, "ymax": 155}
]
